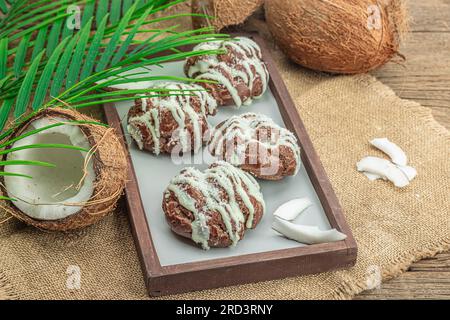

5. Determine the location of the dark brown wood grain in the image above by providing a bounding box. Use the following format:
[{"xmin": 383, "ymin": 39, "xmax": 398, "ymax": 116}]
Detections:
[{"xmin": 102, "ymin": 33, "xmax": 357, "ymax": 297}]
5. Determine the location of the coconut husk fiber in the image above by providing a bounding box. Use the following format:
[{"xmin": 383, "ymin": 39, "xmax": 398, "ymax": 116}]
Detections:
[
  {"xmin": 1, "ymin": 4, "xmax": 450, "ymax": 300},
  {"xmin": 192, "ymin": 0, "xmax": 264, "ymax": 31},
  {"xmin": 265, "ymin": 0, "xmax": 408, "ymax": 74}
]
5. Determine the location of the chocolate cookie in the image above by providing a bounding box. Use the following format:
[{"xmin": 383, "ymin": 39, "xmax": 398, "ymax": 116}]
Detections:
[
  {"xmin": 184, "ymin": 37, "xmax": 269, "ymax": 108},
  {"xmin": 162, "ymin": 161, "xmax": 265, "ymax": 249},
  {"xmin": 127, "ymin": 82, "xmax": 217, "ymax": 155},
  {"xmin": 208, "ymin": 113, "xmax": 301, "ymax": 180}
]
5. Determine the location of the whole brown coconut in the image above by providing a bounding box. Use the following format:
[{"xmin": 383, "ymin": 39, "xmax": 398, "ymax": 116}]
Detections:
[
  {"xmin": 0, "ymin": 108, "xmax": 127, "ymax": 231},
  {"xmin": 192, "ymin": 0, "xmax": 264, "ymax": 31},
  {"xmin": 265, "ymin": 0, "xmax": 408, "ymax": 74}
]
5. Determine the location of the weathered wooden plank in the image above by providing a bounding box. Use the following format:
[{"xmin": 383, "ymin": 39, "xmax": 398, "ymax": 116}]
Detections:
[
  {"xmin": 356, "ymin": 269, "xmax": 450, "ymax": 300},
  {"xmin": 374, "ymin": 3, "xmax": 450, "ymax": 130},
  {"xmin": 357, "ymin": 1, "xmax": 450, "ymax": 299},
  {"xmin": 408, "ymin": 0, "xmax": 450, "ymax": 32},
  {"xmin": 410, "ymin": 253, "xmax": 450, "ymax": 272}
]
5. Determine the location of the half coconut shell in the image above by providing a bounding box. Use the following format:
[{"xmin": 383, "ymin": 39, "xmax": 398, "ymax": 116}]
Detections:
[{"xmin": 0, "ymin": 108, "xmax": 127, "ymax": 231}]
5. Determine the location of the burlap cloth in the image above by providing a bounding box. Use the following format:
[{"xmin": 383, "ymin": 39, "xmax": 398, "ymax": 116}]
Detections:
[{"xmin": 1, "ymin": 6, "xmax": 449, "ymax": 300}]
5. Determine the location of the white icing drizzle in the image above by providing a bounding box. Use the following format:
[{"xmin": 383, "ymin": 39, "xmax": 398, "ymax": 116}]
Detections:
[
  {"xmin": 127, "ymin": 82, "xmax": 217, "ymax": 154},
  {"xmin": 209, "ymin": 113, "xmax": 301, "ymax": 175},
  {"xmin": 166, "ymin": 161, "xmax": 265, "ymax": 250},
  {"xmin": 186, "ymin": 37, "xmax": 270, "ymax": 108}
]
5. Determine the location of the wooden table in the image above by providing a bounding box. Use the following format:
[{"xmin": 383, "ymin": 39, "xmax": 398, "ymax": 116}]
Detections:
[{"xmin": 355, "ymin": 0, "xmax": 450, "ymax": 300}]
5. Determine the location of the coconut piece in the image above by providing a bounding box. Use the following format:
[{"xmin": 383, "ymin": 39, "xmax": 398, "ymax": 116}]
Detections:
[
  {"xmin": 0, "ymin": 108, "xmax": 127, "ymax": 231},
  {"xmin": 192, "ymin": 0, "xmax": 264, "ymax": 31},
  {"xmin": 364, "ymin": 165, "xmax": 417, "ymax": 182},
  {"xmin": 273, "ymin": 198, "xmax": 312, "ymax": 221},
  {"xmin": 357, "ymin": 156, "xmax": 410, "ymax": 188},
  {"xmin": 370, "ymin": 138, "xmax": 407, "ymax": 166},
  {"xmin": 398, "ymin": 165, "xmax": 417, "ymax": 181},
  {"xmin": 363, "ymin": 172, "xmax": 382, "ymax": 181},
  {"xmin": 265, "ymin": 0, "xmax": 408, "ymax": 74},
  {"xmin": 272, "ymin": 217, "xmax": 347, "ymax": 245}
]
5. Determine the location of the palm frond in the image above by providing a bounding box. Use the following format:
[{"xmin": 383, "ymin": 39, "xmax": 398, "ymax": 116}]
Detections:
[
  {"xmin": 0, "ymin": 0, "xmax": 231, "ymax": 197},
  {"xmin": 0, "ymin": 0, "xmax": 227, "ymax": 132},
  {"xmin": 13, "ymin": 49, "xmax": 44, "ymax": 118}
]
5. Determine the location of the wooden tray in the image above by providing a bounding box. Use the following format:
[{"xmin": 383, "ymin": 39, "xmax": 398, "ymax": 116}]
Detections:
[{"xmin": 102, "ymin": 34, "xmax": 357, "ymax": 297}]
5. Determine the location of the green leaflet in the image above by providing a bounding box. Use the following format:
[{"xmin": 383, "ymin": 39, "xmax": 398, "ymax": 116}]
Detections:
[
  {"xmin": 66, "ymin": 18, "xmax": 93, "ymax": 89},
  {"xmin": 0, "ymin": 37, "xmax": 7, "ymax": 78},
  {"xmin": 13, "ymin": 50, "xmax": 45, "ymax": 119},
  {"xmin": 95, "ymin": 0, "xmax": 108, "ymax": 25},
  {"xmin": 95, "ymin": 1, "xmax": 137, "ymax": 72},
  {"xmin": 13, "ymin": 33, "xmax": 31, "ymax": 78},
  {"xmin": 0, "ymin": 143, "xmax": 89, "ymax": 156},
  {"xmin": 79, "ymin": 14, "xmax": 109, "ymax": 81},
  {"xmin": 0, "ymin": 1, "xmax": 8, "ymax": 14},
  {"xmin": 81, "ymin": 0, "xmax": 94, "ymax": 27},
  {"xmin": 0, "ymin": 172, "xmax": 33, "ymax": 179},
  {"xmin": 49, "ymin": 32, "xmax": 80, "ymax": 97},
  {"xmin": 0, "ymin": 160, "xmax": 56, "ymax": 168},
  {"xmin": 31, "ymin": 25, "xmax": 48, "ymax": 60},
  {"xmin": 32, "ymin": 37, "xmax": 70, "ymax": 110},
  {"xmin": 0, "ymin": 99, "xmax": 14, "ymax": 131},
  {"xmin": 111, "ymin": 5, "xmax": 152, "ymax": 65},
  {"xmin": 110, "ymin": 0, "xmax": 122, "ymax": 25},
  {"xmin": 46, "ymin": 18, "xmax": 63, "ymax": 57}
]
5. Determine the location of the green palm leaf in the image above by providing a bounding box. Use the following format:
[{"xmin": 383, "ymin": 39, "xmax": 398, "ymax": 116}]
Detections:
[
  {"xmin": 1, "ymin": 0, "xmax": 226, "ymax": 133},
  {"xmin": 32, "ymin": 37, "xmax": 70, "ymax": 109},
  {"xmin": 0, "ymin": 143, "xmax": 89, "ymax": 156},
  {"xmin": 66, "ymin": 18, "xmax": 92, "ymax": 88},
  {"xmin": 13, "ymin": 33, "xmax": 30, "ymax": 77},
  {"xmin": 13, "ymin": 50, "xmax": 45, "ymax": 118},
  {"xmin": 0, "ymin": 160, "xmax": 56, "ymax": 168},
  {"xmin": 111, "ymin": 6, "xmax": 152, "ymax": 65},
  {"xmin": 0, "ymin": 99, "xmax": 14, "ymax": 130},
  {"xmin": 95, "ymin": 0, "xmax": 109, "ymax": 24},
  {"xmin": 0, "ymin": 1, "xmax": 8, "ymax": 14},
  {"xmin": 95, "ymin": 1, "xmax": 137, "ymax": 72},
  {"xmin": 79, "ymin": 14, "xmax": 109, "ymax": 80},
  {"xmin": 31, "ymin": 25, "xmax": 48, "ymax": 60},
  {"xmin": 49, "ymin": 32, "xmax": 80, "ymax": 96},
  {"xmin": 46, "ymin": 18, "xmax": 63, "ymax": 57},
  {"xmin": 0, "ymin": 172, "xmax": 33, "ymax": 179},
  {"xmin": 0, "ymin": 37, "xmax": 7, "ymax": 80},
  {"xmin": 110, "ymin": 0, "xmax": 122, "ymax": 25},
  {"xmin": 0, "ymin": 0, "xmax": 232, "ymax": 195},
  {"xmin": 81, "ymin": 1, "xmax": 94, "ymax": 27}
]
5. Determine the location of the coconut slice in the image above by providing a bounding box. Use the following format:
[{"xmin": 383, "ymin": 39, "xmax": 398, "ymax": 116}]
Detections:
[
  {"xmin": 363, "ymin": 165, "xmax": 417, "ymax": 182},
  {"xmin": 273, "ymin": 198, "xmax": 312, "ymax": 221},
  {"xmin": 363, "ymin": 172, "xmax": 383, "ymax": 181},
  {"xmin": 357, "ymin": 156, "xmax": 410, "ymax": 188},
  {"xmin": 272, "ymin": 217, "xmax": 347, "ymax": 245},
  {"xmin": 370, "ymin": 138, "xmax": 408, "ymax": 166},
  {"xmin": 0, "ymin": 108, "xmax": 127, "ymax": 231},
  {"xmin": 397, "ymin": 165, "xmax": 417, "ymax": 181}
]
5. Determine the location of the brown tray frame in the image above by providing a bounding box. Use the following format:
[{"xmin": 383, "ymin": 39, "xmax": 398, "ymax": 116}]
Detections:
[{"xmin": 102, "ymin": 34, "xmax": 357, "ymax": 297}]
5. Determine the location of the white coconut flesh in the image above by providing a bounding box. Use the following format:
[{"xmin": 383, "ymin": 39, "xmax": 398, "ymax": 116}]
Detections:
[{"xmin": 4, "ymin": 117, "xmax": 95, "ymax": 221}]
